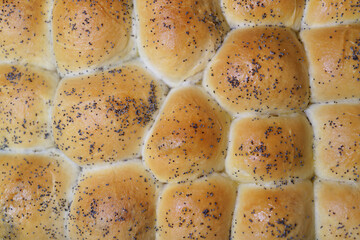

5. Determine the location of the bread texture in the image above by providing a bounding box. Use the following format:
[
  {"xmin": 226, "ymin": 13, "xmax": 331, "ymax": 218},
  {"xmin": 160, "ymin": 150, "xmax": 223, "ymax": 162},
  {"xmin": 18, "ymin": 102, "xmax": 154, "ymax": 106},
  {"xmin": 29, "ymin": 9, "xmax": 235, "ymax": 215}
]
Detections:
[
  {"xmin": 301, "ymin": 25, "xmax": 360, "ymax": 102},
  {"xmin": 303, "ymin": 0, "xmax": 360, "ymax": 28},
  {"xmin": 52, "ymin": 62, "xmax": 166, "ymax": 165},
  {"xmin": 67, "ymin": 161, "xmax": 157, "ymax": 240},
  {"xmin": 203, "ymin": 27, "xmax": 309, "ymax": 115},
  {"xmin": 226, "ymin": 113, "xmax": 313, "ymax": 183},
  {"xmin": 315, "ymin": 180, "xmax": 360, "ymax": 239},
  {"xmin": 307, "ymin": 103, "xmax": 360, "ymax": 182},
  {"xmin": 0, "ymin": 153, "xmax": 78, "ymax": 239},
  {"xmin": 0, "ymin": 65, "xmax": 58, "ymax": 150},
  {"xmin": 143, "ymin": 86, "xmax": 231, "ymax": 182},
  {"xmin": 136, "ymin": 0, "xmax": 229, "ymax": 87},
  {"xmin": 0, "ymin": 0, "xmax": 55, "ymax": 69},
  {"xmin": 232, "ymin": 180, "xmax": 314, "ymax": 239},
  {"xmin": 221, "ymin": 0, "xmax": 305, "ymax": 30},
  {"xmin": 156, "ymin": 174, "xmax": 237, "ymax": 240},
  {"xmin": 53, "ymin": 0, "xmax": 134, "ymax": 75}
]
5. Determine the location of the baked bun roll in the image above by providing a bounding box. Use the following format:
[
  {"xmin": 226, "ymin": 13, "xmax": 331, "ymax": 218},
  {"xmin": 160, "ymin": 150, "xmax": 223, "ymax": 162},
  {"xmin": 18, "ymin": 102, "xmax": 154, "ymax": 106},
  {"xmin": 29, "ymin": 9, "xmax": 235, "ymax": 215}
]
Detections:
[
  {"xmin": 221, "ymin": 0, "xmax": 305, "ymax": 30},
  {"xmin": 307, "ymin": 103, "xmax": 360, "ymax": 182},
  {"xmin": 68, "ymin": 161, "xmax": 157, "ymax": 240},
  {"xmin": 315, "ymin": 180, "xmax": 360, "ymax": 239},
  {"xmin": 301, "ymin": 25, "xmax": 360, "ymax": 102},
  {"xmin": 203, "ymin": 27, "xmax": 309, "ymax": 115},
  {"xmin": 0, "ymin": 65, "xmax": 58, "ymax": 150},
  {"xmin": 226, "ymin": 113, "xmax": 313, "ymax": 183},
  {"xmin": 52, "ymin": 62, "xmax": 166, "ymax": 165},
  {"xmin": 52, "ymin": 0, "xmax": 134, "ymax": 75},
  {"xmin": 156, "ymin": 174, "xmax": 236, "ymax": 240},
  {"xmin": 0, "ymin": 153, "xmax": 78, "ymax": 239},
  {"xmin": 0, "ymin": 0, "xmax": 54, "ymax": 69},
  {"xmin": 232, "ymin": 180, "xmax": 314, "ymax": 239},
  {"xmin": 303, "ymin": 0, "xmax": 360, "ymax": 28},
  {"xmin": 136, "ymin": 0, "xmax": 229, "ymax": 87},
  {"xmin": 143, "ymin": 86, "xmax": 230, "ymax": 182}
]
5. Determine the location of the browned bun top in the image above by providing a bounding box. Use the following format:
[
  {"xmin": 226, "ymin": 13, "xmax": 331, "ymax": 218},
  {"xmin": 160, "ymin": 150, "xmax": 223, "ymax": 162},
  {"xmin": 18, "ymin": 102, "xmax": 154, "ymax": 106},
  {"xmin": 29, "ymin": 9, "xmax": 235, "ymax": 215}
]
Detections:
[
  {"xmin": 303, "ymin": 0, "xmax": 360, "ymax": 27},
  {"xmin": 203, "ymin": 26, "xmax": 309, "ymax": 115},
  {"xmin": 0, "ymin": 0, "xmax": 54, "ymax": 69},
  {"xmin": 226, "ymin": 113, "xmax": 313, "ymax": 183},
  {"xmin": 0, "ymin": 153, "xmax": 78, "ymax": 240},
  {"xmin": 156, "ymin": 174, "xmax": 237, "ymax": 240},
  {"xmin": 143, "ymin": 86, "xmax": 231, "ymax": 182},
  {"xmin": 0, "ymin": 64, "xmax": 58, "ymax": 149},
  {"xmin": 233, "ymin": 180, "xmax": 314, "ymax": 239},
  {"xmin": 221, "ymin": 0, "xmax": 305, "ymax": 30},
  {"xmin": 52, "ymin": 62, "xmax": 167, "ymax": 165},
  {"xmin": 307, "ymin": 103, "xmax": 360, "ymax": 182},
  {"xmin": 67, "ymin": 161, "xmax": 157, "ymax": 240},
  {"xmin": 301, "ymin": 25, "xmax": 360, "ymax": 102},
  {"xmin": 53, "ymin": 0, "xmax": 134, "ymax": 75},
  {"xmin": 136, "ymin": 0, "xmax": 229, "ymax": 86}
]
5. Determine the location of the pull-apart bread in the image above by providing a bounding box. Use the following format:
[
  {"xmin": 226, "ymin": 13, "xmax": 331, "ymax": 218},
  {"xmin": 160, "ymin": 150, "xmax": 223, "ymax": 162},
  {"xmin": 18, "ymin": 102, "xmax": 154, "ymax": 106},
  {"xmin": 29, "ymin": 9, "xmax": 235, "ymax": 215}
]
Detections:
[{"xmin": 0, "ymin": 0, "xmax": 360, "ymax": 239}]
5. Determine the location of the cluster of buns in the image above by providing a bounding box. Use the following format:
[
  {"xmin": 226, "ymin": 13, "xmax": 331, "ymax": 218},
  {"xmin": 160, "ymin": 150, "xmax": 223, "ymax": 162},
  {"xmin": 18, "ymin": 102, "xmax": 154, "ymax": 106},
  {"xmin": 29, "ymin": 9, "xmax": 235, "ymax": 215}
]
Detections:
[{"xmin": 0, "ymin": 0, "xmax": 359, "ymax": 239}]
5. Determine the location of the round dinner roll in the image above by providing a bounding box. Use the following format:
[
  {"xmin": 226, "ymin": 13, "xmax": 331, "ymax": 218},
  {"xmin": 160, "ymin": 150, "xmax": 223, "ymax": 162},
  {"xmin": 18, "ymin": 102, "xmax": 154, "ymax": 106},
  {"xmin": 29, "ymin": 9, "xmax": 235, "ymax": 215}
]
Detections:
[
  {"xmin": 143, "ymin": 86, "xmax": 231, "ymax": 183},
  {"xmin": 306, "ymin": 103, "xmax": 360, "ymax": 182},
  {"xmin": 226, "ymin": 113, "xmax": 313, "ymax": 183},
  {"xmin": 203, "ymin": 27, "xmax": 309, "ymax": 115},
  {"xmin": 156, "ymin": 174, "xmax": 237, "ymax": 240},
  {"xmin": 303, "ymin": 0, "xmax": 360, "ymax": 28},
  {"xmin": 52, "ymin": 0, "xmax": 134, "ymax": 75},
  {"xmin": 232, "ymin": 180, "xmax": 314, "ymax": 240},
  {"xmin": 0, "ymin": 64, "xmax": 58, "ymax": 150},
  {"xmin": 221, "ymin": 0, "xmax": 305, "ymax": 30},
  {"xmin": 301, "ymin": 25, "xmax": 360, "ymax": 102},
  {"xmin": 67, "ymin": 161, "xmax": 158, "ymax": 240},
  {"xmin": 0, "ymin": 0, "xmax": 55, "ymax": 70},
  {"xmin": 136, "ymin": 0, "xmax": 229, "ymax": 87},
  {"xmin": 52, "ymin": 62, "xmax": 167, "ymax": 165},
  {"xmin": 0, "ymin": 153, "xmax": 78, "ymax": 240}
]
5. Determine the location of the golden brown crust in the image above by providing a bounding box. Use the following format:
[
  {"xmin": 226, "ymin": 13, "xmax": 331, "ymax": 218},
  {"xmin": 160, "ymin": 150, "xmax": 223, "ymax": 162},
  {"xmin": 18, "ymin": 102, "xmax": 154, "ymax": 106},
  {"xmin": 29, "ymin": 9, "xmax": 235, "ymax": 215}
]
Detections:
[
  {"xmin": 232, "ymin": 181, "xmax": 314, "ymax": 239},
  {"xmin": 156, "ymin": 174, "xmax": 237, "ymax": 240},
  {"xmin": 226, "ymin": 114, "xmax": 313, "ymax": 183},
  {"xmin": 0, "ymin": 154, "xmax": 78, "ymax": 239},
  {"xmin": 0, "ymin": 65, "xmax": 58, "ymax": 149},
  {"xmin": 301, "ymin": 25, "xmax": 360, "ymax": 102},
  {"xmin": 52, "ymin": 62, "xmax": 166, "ymax": 165},
  {"xmin": 303, "ymin": 0, "xmax": 360, "ymax": 27},
  {"xmin": 136, "ymin": 0, "xmax": 229, "ymax": 86},
  {"xmin": 143, "ymin": 86, "xmax": 231, "ymax": 182},
  {"xmin": 307, "ymin": 103, "xmax": 360, "ymax": 182},
  {"xmin": 203, "ymin": 27, "xmax": 309, "ymax": 115},
  {"xmin": 53, "ymin": 0, "xmax": 134, "ymax": 75},
  {"xmin": 221, "ymin": 0, "xmax": 305, "ymax": 30},
  {"xmin": 68, "ymin": 161, "xmax": 157, "ymax": 240},
  {"xmin": 315, "ymin": 180, "xmax": 360, "ymax": 239},
  {"xmin": 0, "ymin": 0, "xmax": 54, "ymax": 69}
]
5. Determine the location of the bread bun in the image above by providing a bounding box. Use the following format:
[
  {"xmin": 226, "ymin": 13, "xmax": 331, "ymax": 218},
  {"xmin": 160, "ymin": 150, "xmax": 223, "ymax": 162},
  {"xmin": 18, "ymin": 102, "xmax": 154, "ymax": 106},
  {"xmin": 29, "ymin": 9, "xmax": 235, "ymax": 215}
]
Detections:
[
  {"xmin": 156, "ymin": 174, "xmax": 237, "ymax": 240},
  {"xmin": 301, "ymin": 25, "xmax": 360, "ymax": 102},
  {"xmin": 53, "ymin": 0, "xmax": 134, "ymax": 75},
  {"xmin": 226, "ymin": 113, "xmax": 313, "ymax": 183},
  {"xmin": 143, "ymin": 86, "xmax": 231, "ymax": 182},
  {"xmin": 232, "ymin": 180, "xmax": 314, "ymax": 239},
  {"xmin": 203, "ymin": 26, "xmax": 309, "ymax": 115},
  {"xmin": 221, "ymin": 0, "xmax": 305, "ymax": 30},
  {"xmin": 52, "ymin": 62, "xmax": 166, "ymax": 165},
  {"xmin": 0, "ymin": 153, "xmax": 78, "ymax": 239},
  {"xmin": 307, "ymin": 103, "xmax": 360, "ymax": 182},
  {"xmin": 67, "ymin": 161, "xmax": 157, "ymax": 240},
  {"xmin": 136, "ymin": 0, "xmax": 229, "ymax": 87},
  {"xmin": 0, "ymin": 65, "xmax": 58, "ymax": 150},
  {"xmin": 315, "ymin": 180, "xmax": 360, "ymax": 239}
]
